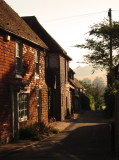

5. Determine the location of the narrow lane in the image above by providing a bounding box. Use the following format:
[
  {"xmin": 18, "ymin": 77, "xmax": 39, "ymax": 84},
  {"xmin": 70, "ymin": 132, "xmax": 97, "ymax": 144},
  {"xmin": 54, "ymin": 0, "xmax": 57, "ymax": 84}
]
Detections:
[{"xmin": 3, "ymin": 111, "xmax": 114, "ymax": 160}]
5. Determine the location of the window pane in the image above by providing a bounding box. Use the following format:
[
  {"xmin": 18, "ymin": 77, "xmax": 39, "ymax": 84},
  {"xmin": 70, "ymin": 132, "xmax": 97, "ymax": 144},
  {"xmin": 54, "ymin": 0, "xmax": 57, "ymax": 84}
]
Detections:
[
  {"xmin": 19, "ymin": 111, "xmax": 21, "ymax": 118},
  {"xmin": 19, "ymin": 94, "xmax": 22, "ymax": 102},
  {"xmin": 24, "ymin": 94, "xmax": 27, "ymax": 101},
  {"xmin": 25, "ymin": 110, "xmax": 27, "ymax": 116},
  {"xmin": 35, "ymin": 63, "xmax": 39, "ymax": 74},
  {"xmin": 21, "ymin": 111, "xmax": 24, "ymax": 118},
  {"xmin": 24, "ymin": 102, "xmax": 27, "ymax": 108},
  {"xmin": 21, "ymin": 102, "xmax": 24, "ymax": 110},
  {"xmin": 16, "ymin": 42, "xmax": 22, "ymax": 74},
  {"xmin": 16, "ymin": 43, "xmax": 20, "ymax": 57},
  {"xmin": 35, "ymin": 50, "xmax": 39, "ymax": 63},
  {"xmin": 35, "ymin": 50, "xmax": 39, "ymax": 75},
  {"xmin": 18, "ymin": 93, "xmax": 29, "ymax": 121}
]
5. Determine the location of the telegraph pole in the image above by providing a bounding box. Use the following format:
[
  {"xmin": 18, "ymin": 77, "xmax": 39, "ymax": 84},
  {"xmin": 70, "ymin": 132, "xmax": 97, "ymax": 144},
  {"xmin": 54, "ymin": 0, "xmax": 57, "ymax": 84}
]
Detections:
[
  {"xmin": 108, "ymin": 8, "xmax": 112, "ymax": 26},
  {"xmin": 108, "ymin": 8, "xmax": 113, "ymax": 85}
]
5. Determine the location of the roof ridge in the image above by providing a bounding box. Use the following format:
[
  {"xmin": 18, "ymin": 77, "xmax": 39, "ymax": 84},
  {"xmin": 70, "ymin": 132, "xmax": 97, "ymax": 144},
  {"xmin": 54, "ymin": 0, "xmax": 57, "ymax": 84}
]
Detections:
[{"xmin": 23, "ymin": 16, "xmax": 72, "ymax": 60}]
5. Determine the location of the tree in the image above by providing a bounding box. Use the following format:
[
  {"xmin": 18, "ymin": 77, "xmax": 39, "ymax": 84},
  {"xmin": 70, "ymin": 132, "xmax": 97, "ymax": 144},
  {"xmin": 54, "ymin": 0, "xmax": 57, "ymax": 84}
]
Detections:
[
  {"xmin": 75, "ymin": 14, "xmax": 119, "ymax": 113},
  {"xmin": 92, "ymin": 77, "xmax": 106, "ymax": 110},
  {"xmin": 79, "ymin": 78, "xmax": 94, "ymax": 95},
  {"xmin": 80, "ymin": 77, "xmax": 106, "ymax": 110},
  {"xmin": 81, "ymin": 78, "xmax": 91, "ymax": 84},
  {"xmin": 92, "ymin": 77, "xmax": 105, "ymax": 95},
  {"xmin": 79, "ymin": 79, "xmax": 95, "ymax": 110},
  {"xmin": 75, "ymin": 18, "xmax": 119, "ymax": 73}
]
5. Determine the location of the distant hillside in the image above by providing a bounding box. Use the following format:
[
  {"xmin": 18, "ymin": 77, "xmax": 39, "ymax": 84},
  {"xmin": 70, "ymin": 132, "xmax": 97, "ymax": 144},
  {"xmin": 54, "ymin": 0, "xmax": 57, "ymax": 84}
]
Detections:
[{"xmin": 74, "ymin": 65, "xmax": 107, "ymax": 84}]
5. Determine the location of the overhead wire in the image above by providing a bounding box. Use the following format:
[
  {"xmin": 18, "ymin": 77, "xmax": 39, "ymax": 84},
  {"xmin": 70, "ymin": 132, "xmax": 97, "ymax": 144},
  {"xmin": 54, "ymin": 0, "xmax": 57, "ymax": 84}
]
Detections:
[
  {"xmin": 43, "ymin": 9, "xmax": 119, "ymax": 23},
  {"xmin": 43, "ymin": 10, "xmax": 108, "ymax": 22}
]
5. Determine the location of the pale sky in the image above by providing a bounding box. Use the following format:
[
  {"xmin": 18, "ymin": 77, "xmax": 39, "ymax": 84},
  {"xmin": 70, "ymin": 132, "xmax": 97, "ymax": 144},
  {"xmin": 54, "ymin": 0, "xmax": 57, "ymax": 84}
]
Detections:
[{"xmin": 4, "ymin": 0, "xmax": 119, "ymax": 69}]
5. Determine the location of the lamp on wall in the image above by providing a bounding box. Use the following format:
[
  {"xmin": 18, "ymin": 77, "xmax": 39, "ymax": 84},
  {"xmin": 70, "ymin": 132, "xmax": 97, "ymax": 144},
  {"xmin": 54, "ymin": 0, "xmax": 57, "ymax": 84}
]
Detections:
[{"xmin": 4, "ymin": 35, "xmax": 11, "ymax": 41}]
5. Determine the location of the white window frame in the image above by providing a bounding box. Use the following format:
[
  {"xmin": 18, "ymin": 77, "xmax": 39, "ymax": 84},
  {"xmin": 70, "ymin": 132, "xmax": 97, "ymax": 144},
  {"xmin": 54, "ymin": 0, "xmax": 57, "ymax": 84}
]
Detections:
[
  {"xmin": 35, "ymin": 49, "xmax": 40, "ymax": 77},
  {"xmin": 15, "ymin": 41, "xmax": 23, "ymax": 76},
  {"xmin": 18, "ymin": 92, "xmax": 29, "ymax": 122}
]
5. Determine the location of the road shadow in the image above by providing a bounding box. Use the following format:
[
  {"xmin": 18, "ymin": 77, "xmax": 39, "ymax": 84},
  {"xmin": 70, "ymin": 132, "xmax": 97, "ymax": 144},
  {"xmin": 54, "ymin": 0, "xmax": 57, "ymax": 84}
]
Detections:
[
  {"xmin": 3, "ymin": 111, "xmax": 115, "ymax": 160},
  {"xmin": 73, "ymin": 110, "xmax": 113, "ymax": 123}
]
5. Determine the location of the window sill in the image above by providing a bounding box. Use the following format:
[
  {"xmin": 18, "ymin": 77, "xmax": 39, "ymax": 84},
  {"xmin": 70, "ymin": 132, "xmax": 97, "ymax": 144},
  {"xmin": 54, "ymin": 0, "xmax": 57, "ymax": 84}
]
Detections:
[
  {"xmin": 15, "ymin": 74, "xmax": 22, "ymax": 79},
  {"xmin": 35, "ymin": 75, "xmax": 39, "ymax": 79},
  {"xmin": 19, "ymin": 117, "xmax": 28, "ymax": 122}
]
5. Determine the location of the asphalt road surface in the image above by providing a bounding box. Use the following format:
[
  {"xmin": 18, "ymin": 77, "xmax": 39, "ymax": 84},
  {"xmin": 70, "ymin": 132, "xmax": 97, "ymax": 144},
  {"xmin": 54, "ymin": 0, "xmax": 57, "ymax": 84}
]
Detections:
[{"xmin": 1, "ymin": 111, "xmax": 115, "ymax": 160}]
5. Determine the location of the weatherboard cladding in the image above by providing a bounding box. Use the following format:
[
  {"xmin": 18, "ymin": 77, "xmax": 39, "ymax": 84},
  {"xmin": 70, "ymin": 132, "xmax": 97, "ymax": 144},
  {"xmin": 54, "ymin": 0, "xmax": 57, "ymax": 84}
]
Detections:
[
  {"xmin": 22, "ymin": 16, "xmax": 72, "ymax": 60},
  {"xmin": 0, "ymin": 0, "xmax": 47, "ymax": 49}
]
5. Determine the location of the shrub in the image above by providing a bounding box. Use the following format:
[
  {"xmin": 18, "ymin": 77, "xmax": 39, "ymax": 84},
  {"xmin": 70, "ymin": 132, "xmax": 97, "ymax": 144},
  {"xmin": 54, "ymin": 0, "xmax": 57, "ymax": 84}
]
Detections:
[
  {"xmin": 50, "ymin": 127, "xmax": 59, "ymax": 134},
  {"xmin": 19, "ymin": 121, "xmax": 59, "ymax": 140},
  {"xmin": 19, "ymin": 124, "xmax": 38, "ymax": 140},
  {"xmin": 104, "ymin": 87, "xmax": 115, "ymax": 117}
]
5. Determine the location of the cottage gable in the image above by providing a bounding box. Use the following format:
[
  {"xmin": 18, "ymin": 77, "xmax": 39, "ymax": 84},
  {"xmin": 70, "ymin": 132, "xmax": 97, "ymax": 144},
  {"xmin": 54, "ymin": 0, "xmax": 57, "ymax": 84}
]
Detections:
[
  {"xmin": 22, "ymin": 16, "xmax": 71, "ymax": 60},
  {"xmin": 0, "ymin": 0, "xmax": 47, "ymax": 49}
]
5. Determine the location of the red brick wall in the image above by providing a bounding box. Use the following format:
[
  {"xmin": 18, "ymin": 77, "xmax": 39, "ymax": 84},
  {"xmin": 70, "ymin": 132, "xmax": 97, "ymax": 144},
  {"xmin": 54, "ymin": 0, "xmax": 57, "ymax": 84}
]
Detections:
[
  {"xmin": 0, "ymin": 34, "xmax": 15, "ymax": 143},
  {"xmin": 22, "ymin": 44, "xmax": 48, "ymax": 124},
  {"xmin": 0, "ymin": 33, "xmax": 48, "ymax": 143}
]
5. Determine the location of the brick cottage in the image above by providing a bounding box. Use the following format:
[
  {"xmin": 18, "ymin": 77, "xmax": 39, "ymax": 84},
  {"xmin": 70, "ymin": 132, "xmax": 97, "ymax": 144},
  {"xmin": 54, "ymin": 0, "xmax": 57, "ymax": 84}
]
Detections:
[{"xmin": 0, "ymin": 0, "xmax": 48, "ymax": 143}]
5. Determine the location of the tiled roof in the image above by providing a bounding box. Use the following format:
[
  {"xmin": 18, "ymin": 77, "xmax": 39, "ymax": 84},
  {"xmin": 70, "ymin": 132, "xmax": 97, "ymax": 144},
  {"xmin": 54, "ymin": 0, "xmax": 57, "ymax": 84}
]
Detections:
[
  {"xmin": 70, "ymin": 78, "xmax": 84, "ymax": 89},
  {"xmin": 22, "ymin": 16, "xmax": 72, "ymax": 60},
  {"xmin": 0, "ymin": 0, "xmax": 47, "ymax": 49},
  {"xmin": 69, "ymin": 68, "xmax": 75, "ymax": 74}
]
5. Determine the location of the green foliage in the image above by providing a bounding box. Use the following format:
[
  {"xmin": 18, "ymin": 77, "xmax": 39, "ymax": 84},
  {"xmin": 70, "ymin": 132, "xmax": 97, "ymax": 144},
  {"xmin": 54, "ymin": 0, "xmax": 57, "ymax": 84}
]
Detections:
[
  {"xmin": 79, "ymin": 79, "xmax": 94, "ymax": 95},
  {"xmin": 75, "ymin": 17, "xmax": 119, "ymax": 112},
  {"xmin": 80, "ymin": 77, "xmax": 106, "ymax": 110},
  {"xmin": 86, "ymin": 94, "xmax": 95, "ymax": 110},
  {"xmin": 19, "ymin": 122, "xmax": 59, "ymax": 140},
  {"xmin": 104, "ymin": 80, "xmax": 119, "ymax": 117},
  {"xmin": 75, "ymin": 19, "xmax": 119, "ymax": 71},
  {"xmin": 95, "ymin": 95, "xmax": 105, "ymax": 110},
  {"xmin": 92, "ymin": 77, "xmax": 105, "ymax": 110}
]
